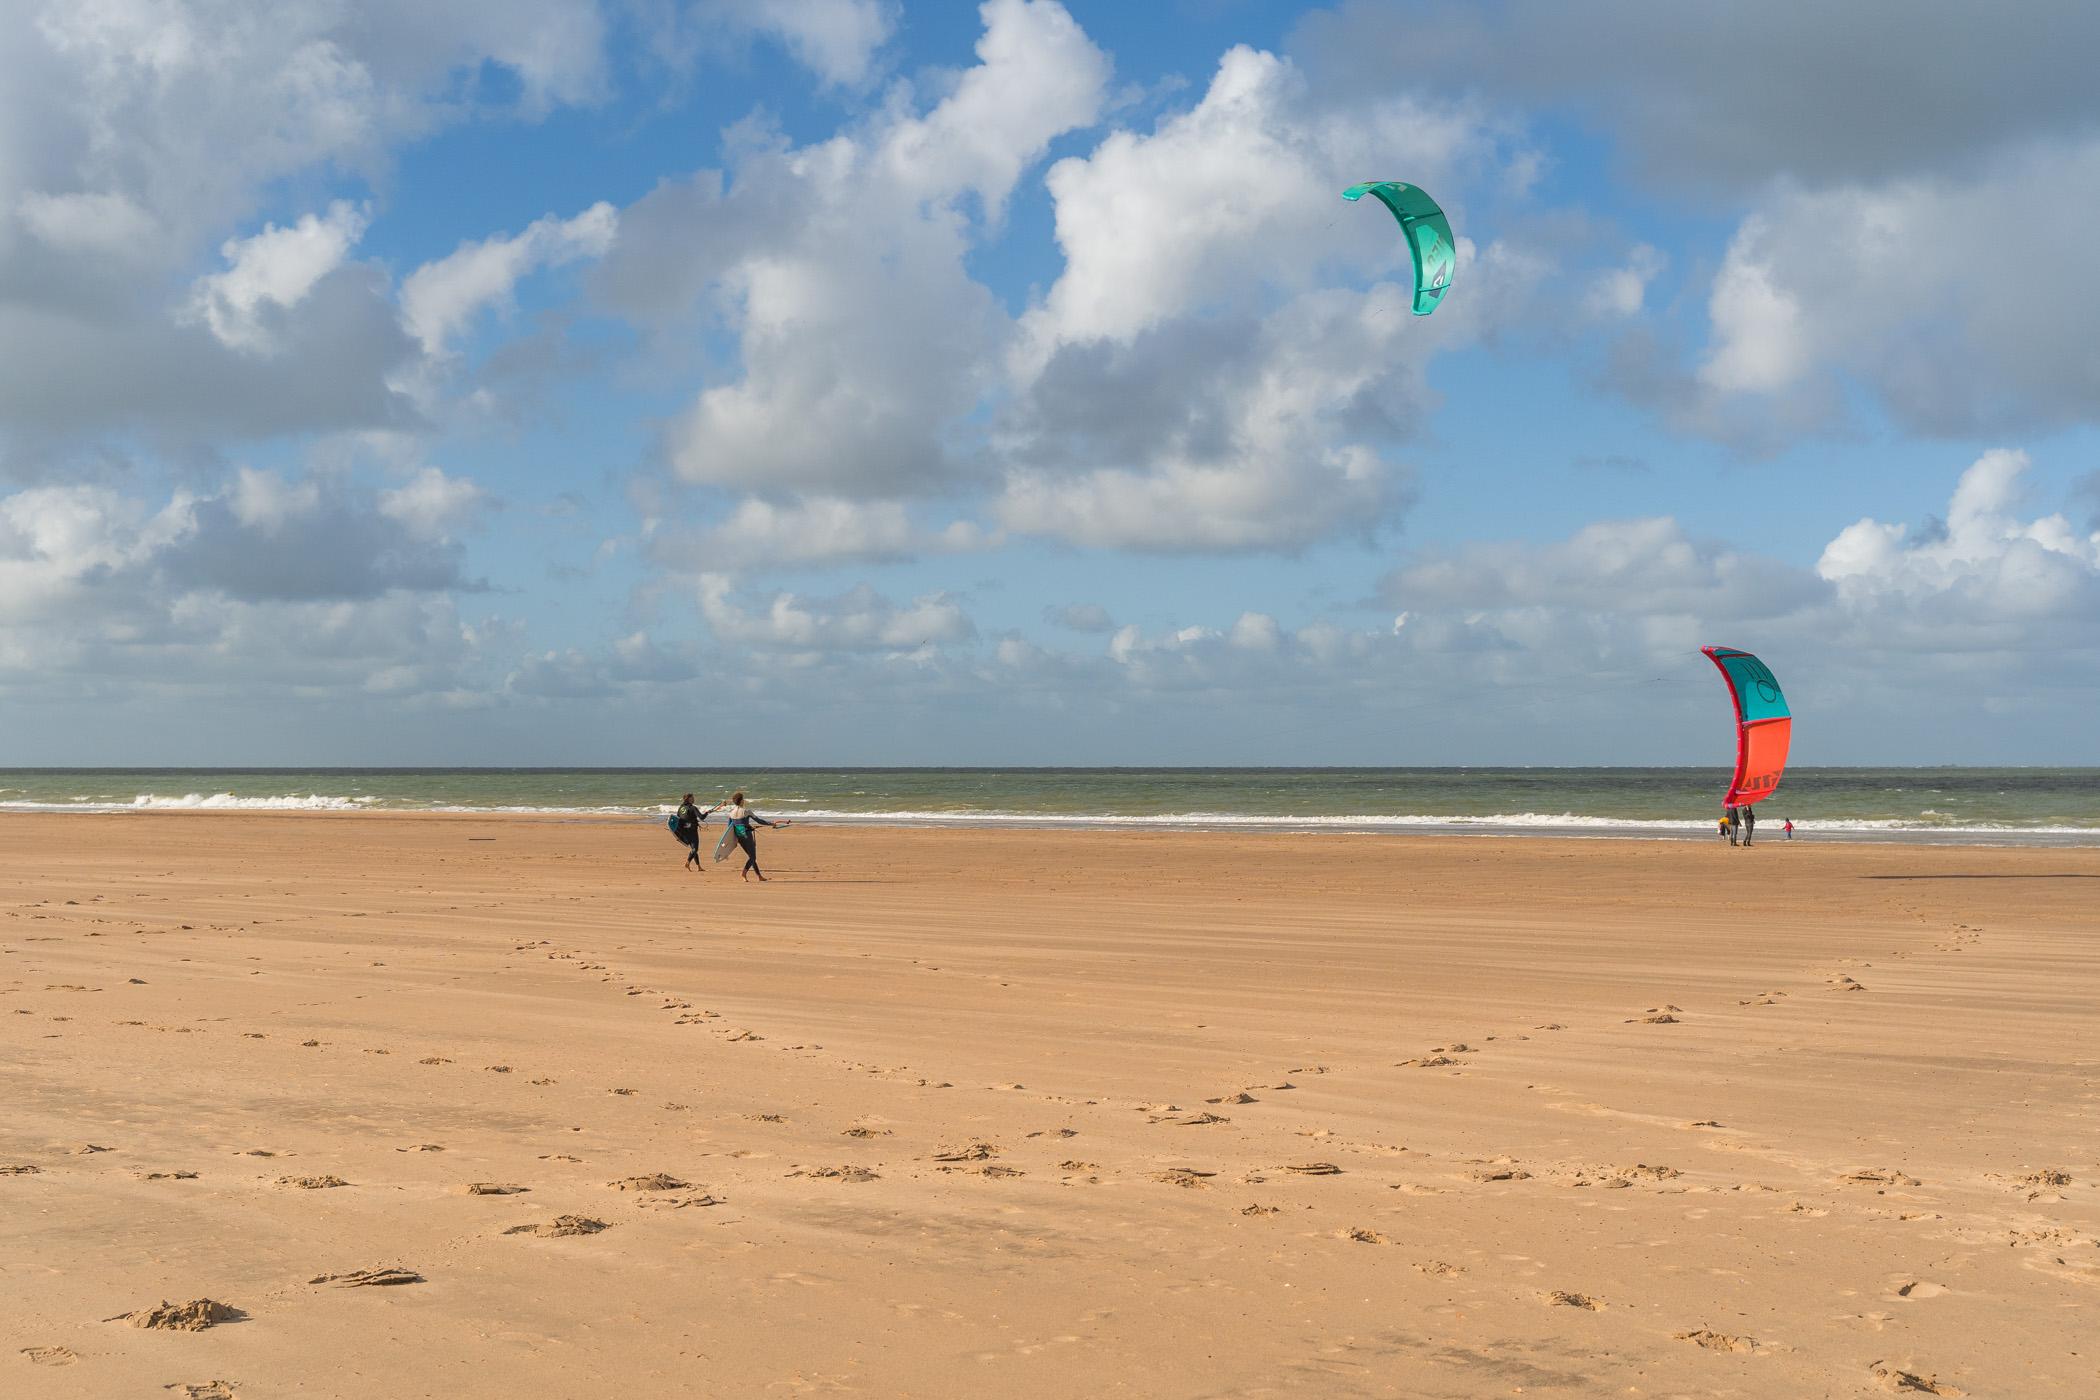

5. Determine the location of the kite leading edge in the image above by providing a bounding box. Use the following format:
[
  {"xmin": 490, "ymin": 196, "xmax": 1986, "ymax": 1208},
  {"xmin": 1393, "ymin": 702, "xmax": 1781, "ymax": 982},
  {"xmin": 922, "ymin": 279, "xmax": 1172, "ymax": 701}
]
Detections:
[{"xmin": 1702, "ymin": 645, "xmax": 1791, "ymax": 807}]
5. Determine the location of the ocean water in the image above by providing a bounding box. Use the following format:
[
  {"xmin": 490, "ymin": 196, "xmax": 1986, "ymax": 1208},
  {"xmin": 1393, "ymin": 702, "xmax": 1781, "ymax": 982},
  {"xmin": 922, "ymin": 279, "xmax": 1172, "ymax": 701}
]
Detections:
[{"xmin": 0, "ymin": 768, "xmax": 2095, "ymax": 845}]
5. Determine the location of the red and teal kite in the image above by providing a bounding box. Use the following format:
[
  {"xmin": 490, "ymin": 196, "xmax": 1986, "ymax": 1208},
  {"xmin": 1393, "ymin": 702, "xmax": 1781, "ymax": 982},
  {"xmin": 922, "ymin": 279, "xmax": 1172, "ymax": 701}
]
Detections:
[{"xmin": 1702, "ymin": 645, "xmax": 1791, "ymax": 806}]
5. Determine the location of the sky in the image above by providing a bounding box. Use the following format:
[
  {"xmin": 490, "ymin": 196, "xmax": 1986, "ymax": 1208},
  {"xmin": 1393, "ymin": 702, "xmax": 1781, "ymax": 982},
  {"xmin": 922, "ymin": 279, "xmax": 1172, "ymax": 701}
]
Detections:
[{"xmin": 3, "ymin": 0, "xmax": 2097, "ymax": 767}]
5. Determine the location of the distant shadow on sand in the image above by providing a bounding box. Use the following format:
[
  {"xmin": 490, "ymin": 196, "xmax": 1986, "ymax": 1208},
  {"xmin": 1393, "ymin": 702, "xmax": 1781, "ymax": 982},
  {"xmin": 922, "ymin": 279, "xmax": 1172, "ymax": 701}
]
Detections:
[{"xmin": 1860, "ymin": 873, "xmax": 2100, "ymax": 881}]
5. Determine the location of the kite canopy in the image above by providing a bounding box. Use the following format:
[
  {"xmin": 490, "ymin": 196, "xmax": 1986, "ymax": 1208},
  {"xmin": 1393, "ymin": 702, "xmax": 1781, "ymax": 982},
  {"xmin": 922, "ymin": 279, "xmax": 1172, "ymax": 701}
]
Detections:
[
  {"xmin": 1342, "ymin": 181, "xmax": 1454, "ymax": 315},
  {"xmin": 1702, "ymin": 645, "xmax": 1791, "ymax": 807}
]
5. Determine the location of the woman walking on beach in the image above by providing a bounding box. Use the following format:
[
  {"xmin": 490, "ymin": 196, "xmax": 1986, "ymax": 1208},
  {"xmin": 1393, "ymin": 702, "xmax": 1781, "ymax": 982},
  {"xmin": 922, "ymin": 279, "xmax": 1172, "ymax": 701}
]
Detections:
[
  {"xmin": 723, "ymin": 790, "xmax": 790, "ymax": 882},
  {"xmin": 673, "ymin": 792, "xmax": 717, "ymax": 871}
]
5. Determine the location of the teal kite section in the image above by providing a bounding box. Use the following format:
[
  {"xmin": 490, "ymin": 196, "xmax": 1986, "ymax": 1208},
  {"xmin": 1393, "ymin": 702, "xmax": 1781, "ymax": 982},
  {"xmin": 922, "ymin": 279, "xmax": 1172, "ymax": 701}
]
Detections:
[
  {"xmin": 1342, "ymin": 181, "xmax": 1454, "ymax": 315},
  {"xmin": 1713, "ymin": 649, "xmax": 1790, "ymax": 723}
]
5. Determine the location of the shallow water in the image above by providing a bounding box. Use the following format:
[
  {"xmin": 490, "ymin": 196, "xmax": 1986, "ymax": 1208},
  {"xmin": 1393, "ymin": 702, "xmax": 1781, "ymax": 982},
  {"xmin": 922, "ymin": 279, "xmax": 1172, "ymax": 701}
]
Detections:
[{"xmin": 2, "ymin": 767, "xmax": 2094, "ymax": 844}]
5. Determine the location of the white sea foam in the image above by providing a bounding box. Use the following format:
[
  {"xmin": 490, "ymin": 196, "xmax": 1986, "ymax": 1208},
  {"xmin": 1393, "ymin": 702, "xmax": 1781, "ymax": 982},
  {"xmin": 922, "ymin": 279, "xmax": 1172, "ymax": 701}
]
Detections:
[
  {"xmin": 771, "ymin": 808, "xmax": 2100, "ymax": 835},
  {"xmin": 0, "ymin": 792, "xmax": 380, "ymax": 812},
  {"xmin": 2, "ymin": 796, "xmax": 2092, "ymax": 842}
]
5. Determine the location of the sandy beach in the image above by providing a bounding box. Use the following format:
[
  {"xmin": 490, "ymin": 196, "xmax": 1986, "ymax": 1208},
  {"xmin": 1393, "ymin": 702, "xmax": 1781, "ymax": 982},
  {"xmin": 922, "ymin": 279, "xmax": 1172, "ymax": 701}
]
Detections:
[{"xmin": 4, "ymin": 814, "xmax": 2097, "ymax": 1398}]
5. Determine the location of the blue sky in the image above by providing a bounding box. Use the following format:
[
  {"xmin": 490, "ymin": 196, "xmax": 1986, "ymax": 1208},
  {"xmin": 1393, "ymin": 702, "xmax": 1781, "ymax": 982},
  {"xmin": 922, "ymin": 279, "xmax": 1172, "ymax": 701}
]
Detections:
[{"xmin": 3, "ymin": 0, "xmax": 2097, "ymax": 765}]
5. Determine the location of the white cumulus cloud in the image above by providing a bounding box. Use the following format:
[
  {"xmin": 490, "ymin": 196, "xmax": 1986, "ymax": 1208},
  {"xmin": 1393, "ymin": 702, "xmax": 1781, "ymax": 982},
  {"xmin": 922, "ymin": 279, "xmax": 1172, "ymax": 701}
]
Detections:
[
  {"xmin": 695, "ymin": 574, "xmax": 974, "ymax": 651},
  {"xmin": 401, "ymin": 202, "xmax": 619, "ymax": 357},
  {"xmin": 187, "ymin": 201, "xmax": 370, "ymax": 352}
]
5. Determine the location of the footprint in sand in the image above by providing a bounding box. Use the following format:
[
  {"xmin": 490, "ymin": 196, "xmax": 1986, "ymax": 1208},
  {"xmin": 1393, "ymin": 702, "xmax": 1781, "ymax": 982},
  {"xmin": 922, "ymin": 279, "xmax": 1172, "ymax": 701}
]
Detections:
[
  {"xmin": 792, "ymin": 1166, "xmax": 878, "ymax": 1182},
  {"xmin": 931, "ymin": 1143, "xmax": 998, "ymax": 1162},
  {"xmin": 1869, "ymin": 1362, "xmax": 1960, "ymax": 1395},
  {"xmin": 504, "ymin": 1215, "xmax": 609, "ymax": 1238},
  {"xmin": 1675, "ymin": 1328, "xmax": 1759, "ymax": 1353},
  {"xmin": 1840, "ymin": 1168, "xmax": 1921, "ymax": 1188},
  {"xmin": 463, "ymin": 1182, "xmax": 528, "ymax": 1196},
  {"xmin": 1467, "ymin": 1160, "xmax": 1532, "ymax": 1183},
  {"xmin": 610, "ymin": 1173, "xmax": 689, "ymax": 1192},
  {"xmin": 1415, "ymin": 1260, "xmax": 1463, "ymax": 1276},
  {"xmin": 1207, "ymin": 1092, "xmax": 1259, "ymax": 1105},
  {"xmin": 1542, "ymin": 1290, "xmax": 1602, "ymax": 1310},
  {"xmin": 1282, "ymin": 1162, "xmax": 1343, "ymax": 1176},
  {"xmin": 2004, "ymin": 1168, "xmax": 2072, "ymax": 1200},
  {"xmin": 1627, "ymin": 1008, "xmax": 1681, "ymax": 1024},
  {"xmin": 276, "ymin": 1175, "xmax": 347, "ymax": 1189},
  {"xmin": 1154, "ymin": 1168, "xmax": 1216, "ymax": 1188},
  {"xmin": 163, "ymin": 1383, "xmax": 237, "ymax": 1399},
  {"xmin": 309, "ymin": 1268, "xmax": 422, "ymax": 1287},
  {"xmin": 1617, "ymin": 1163, "xmax": 1683, "ymax": 1183},
  {"xmin": 1340, "ymin": 1228, "xmax": 1390, "ymax": 1244},
  {"xmin": 1, "ymin": 1164, "xmax": 41, "ymax": 1175},
  {"xmin": 20, "ymin": 1345, "xmax": 77, "ymax": 1365},
  {"xmin": 108, "ymin": 1299, "xmax": 243, "ymax": 1330}
]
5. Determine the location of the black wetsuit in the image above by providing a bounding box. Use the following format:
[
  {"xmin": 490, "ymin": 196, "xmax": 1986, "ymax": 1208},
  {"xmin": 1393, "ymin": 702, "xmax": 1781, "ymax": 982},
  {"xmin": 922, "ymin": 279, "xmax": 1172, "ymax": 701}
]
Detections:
[
  {"xmin": 729, "ymin": 808, "xmax": 777, "ymax": 876},
  {"xmin": 1740, "ymin": 805, "xmax": 1756, "ymax": 846},
  {"xmin": 675, "ymin": 802, "xmax": 703, "ymax": 867}
]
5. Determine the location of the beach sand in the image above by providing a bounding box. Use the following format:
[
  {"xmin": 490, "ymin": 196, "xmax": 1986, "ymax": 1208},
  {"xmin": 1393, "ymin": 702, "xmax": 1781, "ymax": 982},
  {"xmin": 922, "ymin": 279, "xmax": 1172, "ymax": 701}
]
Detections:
[{"xmin": 4, "ymin": 814, "xmax": 2097, "ymax": 1398}]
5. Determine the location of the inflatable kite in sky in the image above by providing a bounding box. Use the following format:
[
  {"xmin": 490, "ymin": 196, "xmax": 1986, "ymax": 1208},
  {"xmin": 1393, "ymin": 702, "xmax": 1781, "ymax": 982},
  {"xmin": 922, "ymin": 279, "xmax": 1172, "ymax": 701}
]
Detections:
[
  {"xmin": 1702, "ymin": 645, "xmax": 1791, "ymax": 807},
  {"xmin": 1342, "ymin": 181, "xmax": 1454, "ymax": 315}
]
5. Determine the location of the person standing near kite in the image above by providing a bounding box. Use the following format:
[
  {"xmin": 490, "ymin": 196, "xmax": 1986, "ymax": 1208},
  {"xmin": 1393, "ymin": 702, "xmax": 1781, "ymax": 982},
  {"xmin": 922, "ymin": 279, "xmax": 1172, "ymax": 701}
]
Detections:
[
  {"xmin": 1783, "ymin": 818, "xmax": 1795, "ymax": 840},
  {"xmin": 1741, "ymin": 803, "xmax": 1757, "ymax": 847}
]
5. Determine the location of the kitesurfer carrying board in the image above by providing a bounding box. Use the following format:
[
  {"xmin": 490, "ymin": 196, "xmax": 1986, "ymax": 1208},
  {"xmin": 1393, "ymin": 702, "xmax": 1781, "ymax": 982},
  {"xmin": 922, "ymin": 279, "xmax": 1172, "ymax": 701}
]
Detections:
[
  {"xmin": 671, "ymin": 792, "xmax": 719, "ymax": 872},
  {"xmin": 718, "ymin": 790, "xmax": 791, "ymax": 882}
]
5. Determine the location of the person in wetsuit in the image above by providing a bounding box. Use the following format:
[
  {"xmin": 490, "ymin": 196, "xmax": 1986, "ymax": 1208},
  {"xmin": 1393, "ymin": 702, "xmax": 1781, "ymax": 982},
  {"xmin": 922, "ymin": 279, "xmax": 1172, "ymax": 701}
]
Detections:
[
  {"xmin": 674, "ymin": 792, "xmax": 717, "ymax": 871},
  {"xmin": 723, "ymin": 789, "xmax": 790, "ymax": 882},
  {"xmin": 1740, "ymin": 804, "xmax": 1757, "ymax": 847}
]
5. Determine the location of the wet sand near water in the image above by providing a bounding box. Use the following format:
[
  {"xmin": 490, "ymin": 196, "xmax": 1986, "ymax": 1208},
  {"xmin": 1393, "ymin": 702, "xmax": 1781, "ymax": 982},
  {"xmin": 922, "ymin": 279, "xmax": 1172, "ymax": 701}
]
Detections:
[{"xmin": 4, "ymin": 814, "xmax": 2098, "ymax": 1397}]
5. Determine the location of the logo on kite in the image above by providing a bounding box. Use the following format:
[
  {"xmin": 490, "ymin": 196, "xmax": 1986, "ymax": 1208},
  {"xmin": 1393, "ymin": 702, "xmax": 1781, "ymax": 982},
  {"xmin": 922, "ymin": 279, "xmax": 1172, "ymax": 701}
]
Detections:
[
  {"xmin": 1342, "ymin": 181, "xmax": 1454, "ymax": 315},
  {"xmin": 1701, "ymin": 645, "xmax": 1792, "ymax": 808}
]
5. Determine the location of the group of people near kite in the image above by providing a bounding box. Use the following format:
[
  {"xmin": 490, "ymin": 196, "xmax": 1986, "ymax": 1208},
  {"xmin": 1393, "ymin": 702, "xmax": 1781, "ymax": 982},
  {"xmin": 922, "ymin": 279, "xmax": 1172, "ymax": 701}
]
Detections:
[
  {"xmin": 1720, "ymin": 807, "xmax": 1794, "ymax": 846},
  {"xmin": 671, "ymin": 790, "xmax": 790, "ymax": 880}
]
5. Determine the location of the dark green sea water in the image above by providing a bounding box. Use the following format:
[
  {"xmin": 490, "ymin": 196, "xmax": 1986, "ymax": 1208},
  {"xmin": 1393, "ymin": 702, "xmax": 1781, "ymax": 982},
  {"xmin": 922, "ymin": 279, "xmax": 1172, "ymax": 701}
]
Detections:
[{"xmin": 2, "ymin": 768, "xmax": 2094, "ymax": 844}]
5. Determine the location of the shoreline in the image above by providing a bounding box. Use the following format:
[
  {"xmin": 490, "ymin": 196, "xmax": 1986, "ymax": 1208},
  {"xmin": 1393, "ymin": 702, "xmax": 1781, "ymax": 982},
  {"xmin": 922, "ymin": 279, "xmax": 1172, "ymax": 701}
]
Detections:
[{"xmin": 5, "ymin": 805, "xmax": 2096, "ymax": 848}]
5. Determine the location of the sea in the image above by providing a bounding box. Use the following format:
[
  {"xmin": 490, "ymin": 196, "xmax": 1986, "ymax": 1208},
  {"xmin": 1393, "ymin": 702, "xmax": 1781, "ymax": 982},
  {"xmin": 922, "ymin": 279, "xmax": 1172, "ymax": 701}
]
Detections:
[{"xmin": 1, "ymin": 768, "xmax": 2095, "ymax": 846}]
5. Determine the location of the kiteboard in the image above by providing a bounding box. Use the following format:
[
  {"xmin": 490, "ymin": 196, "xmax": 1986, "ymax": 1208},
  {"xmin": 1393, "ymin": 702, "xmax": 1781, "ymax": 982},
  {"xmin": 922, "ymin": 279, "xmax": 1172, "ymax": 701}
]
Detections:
[{"xmin": 713, "ymin": 821, "xmax": 738, "ymax": 863}]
